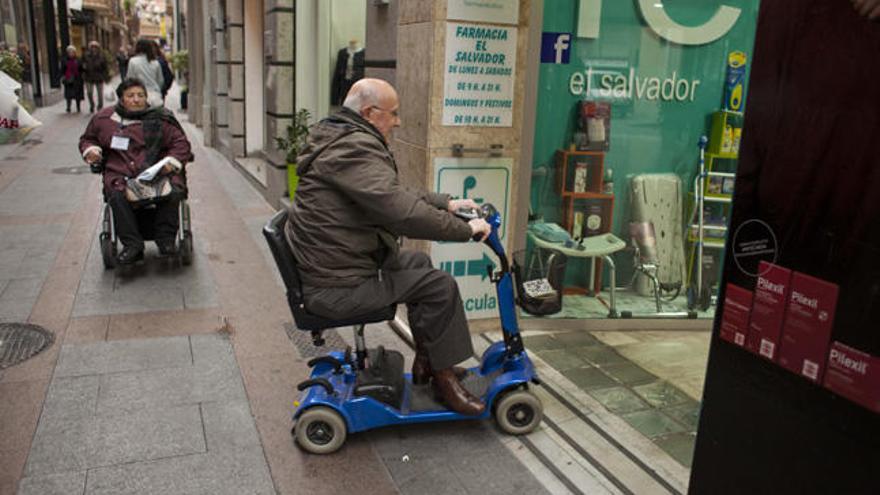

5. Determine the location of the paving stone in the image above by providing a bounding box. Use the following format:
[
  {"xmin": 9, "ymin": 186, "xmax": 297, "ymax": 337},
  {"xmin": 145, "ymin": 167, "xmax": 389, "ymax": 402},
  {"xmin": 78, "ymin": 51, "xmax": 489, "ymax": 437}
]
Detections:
[
  {"xmin": 567, "ymin": 345, "xmax": 628, "ymax": 366},
  {"xmin": 96, "ymin": 362, "xmax": 246, "ymax": 414},
  {"xmin": 446, "ymin": 446, "xmax": 552, "ymax": 495},
  {"xmin": 85, "ymin": 445, "xmax": 274, "ymax": 495},
  {"xmin": 589, "ymin": 386, "xmax": 651, "ymax": 414},
  {"xmin": 661, "ymin": 402, "xmax": 702, "ymax": 431},
  {"xmin": 654, "ymin": 432, "xmax": 697, "ymax": 467},
  {"xmin": 618, "ymin": 409, "xmax": 687, "ymax": 439},
  {"xmin": 632, "ymin": 381, "xmax": 693, "ymax": 409},
  {"xmin": 0, "ymin": 277, "xmax": 43, "ymax": 300},
  {"xmin": 40, "ymin": 375, "xmax": 99, "ymax": 422},
  {"xmin": 109, "ymin": 286, "xmax": 185, "ymax": 315},
  {"xmin": 552, "ymin": 330, "xmax": 600, "ymax": 347},
  {"xmin": 201, "ymin": 400, "xmax": 262, "ymax": 451},
  {"xmin": 182, "ymin": 284, "xmax": 217, "ymax": 309},
  {"xmin": 562, "ymin": 366, "xmax": 618, "ymax": 391},
  {"xmin": 0, "ymin": 295, "xmax": 37, "ymax": 322},
  {"xmin": 395, "ymin": 460, "xmax": 468, "ymax": 495},
  {"xmin": 522, "ymin": 334, "xmax": 568, "ymax": 352},
  {"xmin": 71, "ymin": 291, "xmax": 114, "ymax": 318},
  {"xmin": 25, "ymin": 404, "xmax": 205, "ymax": 475},
  {"xmin": 600, "ymin": 361, "xmax": 658, "ymax": 386},
  {"xmin": 17, "ymin": 470, "xmax": 87, "ymax": 495},
  {"xmin": 54, "ymin": 337, "xmax": 192, "ymax": 377},
  {"xmin": 535, "ymin": 348, "xmax": 588, "ymax": 371},
  {"xmin": 190, "ymin": 334, "xmax": 237, "ymax": 369}
]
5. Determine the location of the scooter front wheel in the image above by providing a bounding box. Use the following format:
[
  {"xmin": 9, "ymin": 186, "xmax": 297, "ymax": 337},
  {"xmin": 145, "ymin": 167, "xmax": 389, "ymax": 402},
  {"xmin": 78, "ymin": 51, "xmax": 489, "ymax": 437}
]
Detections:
[
  {"xmin": 293, "ymin": 406, "xmax": 347, "ymax": 454},
  {"xmin": 494, "ymin": 389, "xmax": 543, "ymax": 435}
]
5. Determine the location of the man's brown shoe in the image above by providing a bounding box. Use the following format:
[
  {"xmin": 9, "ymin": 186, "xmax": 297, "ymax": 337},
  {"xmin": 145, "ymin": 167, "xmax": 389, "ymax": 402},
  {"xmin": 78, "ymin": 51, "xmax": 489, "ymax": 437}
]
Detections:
[
  {"xmin": 432, "ymin": 367, "xmax": 485, "ymax": 416},
  {"xmin": 412, "ymin": 352, "xmax": 468, "ymax": 386}
]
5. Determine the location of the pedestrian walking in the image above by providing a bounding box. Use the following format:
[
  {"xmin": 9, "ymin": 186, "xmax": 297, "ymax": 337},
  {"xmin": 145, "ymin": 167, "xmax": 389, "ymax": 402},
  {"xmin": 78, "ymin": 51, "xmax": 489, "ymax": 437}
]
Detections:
[
  {"xmin": 126, "ymin": 39, "xmax": 164, "ymax": 108},
  {"xmin": 116, "ymin": 45, "xmax": 129, "ymax": 80},
  {"xmin": 82, "ymin": 41, "xmax": 108, "ymax": 113},
  {"xmin": 156, "ymin": 44, "xmax": 174, "ymax": 103},
  {"xmin": 60, "ymin": 46, "xmax": 84, "ymax": 113}
]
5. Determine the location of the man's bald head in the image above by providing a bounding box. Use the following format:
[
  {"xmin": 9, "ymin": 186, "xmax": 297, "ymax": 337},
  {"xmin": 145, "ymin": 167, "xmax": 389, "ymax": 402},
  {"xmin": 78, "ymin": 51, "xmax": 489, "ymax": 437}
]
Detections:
[
  {"xmin": 343, "ymin": 78, "xmax": 401, "ymax": 142},
  {"xmin": 343, "ymin": 78, "xmax": 397, "ymax": 113}
]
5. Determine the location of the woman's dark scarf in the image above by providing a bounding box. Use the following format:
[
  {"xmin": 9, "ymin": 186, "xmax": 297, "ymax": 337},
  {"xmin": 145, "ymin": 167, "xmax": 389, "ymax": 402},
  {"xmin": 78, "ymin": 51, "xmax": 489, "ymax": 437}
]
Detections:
[{"xmin": 114, "ymin": 103, "xmax": 186, "ymax": 169}]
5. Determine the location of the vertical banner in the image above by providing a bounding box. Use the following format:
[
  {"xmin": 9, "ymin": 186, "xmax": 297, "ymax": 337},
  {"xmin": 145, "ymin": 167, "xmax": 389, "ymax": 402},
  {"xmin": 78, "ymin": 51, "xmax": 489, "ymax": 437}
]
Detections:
[
  {"xmin": 443, "ymin": 22, "xmax": 517, "ymax": 127},
  {"xmin": 431, "ymin": 157, "xmax": 512, "ymax": 319}
]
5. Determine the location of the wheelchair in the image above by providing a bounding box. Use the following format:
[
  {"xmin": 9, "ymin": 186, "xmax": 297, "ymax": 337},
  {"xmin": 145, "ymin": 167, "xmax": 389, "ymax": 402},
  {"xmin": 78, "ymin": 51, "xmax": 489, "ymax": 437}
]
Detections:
[{"xmin": 99, "ymin": 194, "xmax": 194, "ymax": 269}]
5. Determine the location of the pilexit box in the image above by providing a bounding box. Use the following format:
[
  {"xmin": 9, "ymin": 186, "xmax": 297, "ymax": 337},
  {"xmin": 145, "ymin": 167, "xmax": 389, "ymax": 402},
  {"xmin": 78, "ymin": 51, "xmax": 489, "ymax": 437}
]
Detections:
[
  {"xmin": 823, "ymin": 342, "xmax": 880, "ymax": 413},
  {"xmin": 777, "ymin": 272, "xmax": 839, "ymax": 383},
  {"xmin": 719, "ymin": 283, "xmax": 753, "ymax": 347},
  {"xmin": 746, "ymin": 262, "xmax": 792, "ymax": 361}
]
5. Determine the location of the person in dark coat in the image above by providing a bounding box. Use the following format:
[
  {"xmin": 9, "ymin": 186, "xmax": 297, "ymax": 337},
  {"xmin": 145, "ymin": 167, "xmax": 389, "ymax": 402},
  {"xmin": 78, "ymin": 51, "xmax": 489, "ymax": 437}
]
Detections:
[
  {"xmin": 82, "ymin": 41, "xmax": 108, "ymax": 113},
  {"xmin": 116, "ymin": 46, "xmax": 129, "ymax": 80},
  {"xmin": 156, "ymin": 44, "xmax": 174, "ymax": 102},
  {"xmin": 285, "ymin": 78, "xmax": 491, "ymax": 416},
  {"xmin": 60, "ymin": 45, "xmax": 84, "ymax": 113},
  {"xmin": 79, "ymin": 78, "xmax": 194, "ymax": 265}
]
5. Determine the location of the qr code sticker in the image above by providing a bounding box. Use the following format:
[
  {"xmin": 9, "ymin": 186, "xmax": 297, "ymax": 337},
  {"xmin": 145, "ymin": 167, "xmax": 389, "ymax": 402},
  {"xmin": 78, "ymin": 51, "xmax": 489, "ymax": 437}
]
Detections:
[
  {"xmin": 802, "ymin": 360, "xmax": 819, "ymax": 380},
  {"xmin": 734, "ymin": 333, "xmax": 745, "ymax": 346},
  {"xmin": 522, "ymin": 278, "xmax": 556, "ymax": 299},
  {"xmin": 759, "ymin": 339, "xmax": 775, "ymax": 358}
]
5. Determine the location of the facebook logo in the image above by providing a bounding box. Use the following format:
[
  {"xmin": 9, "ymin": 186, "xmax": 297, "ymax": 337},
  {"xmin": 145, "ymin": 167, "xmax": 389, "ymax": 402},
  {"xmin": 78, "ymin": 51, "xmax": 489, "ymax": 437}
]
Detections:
[{"xmin": 540, "ymin": 32, "xmax": 571, "ymax": 64}]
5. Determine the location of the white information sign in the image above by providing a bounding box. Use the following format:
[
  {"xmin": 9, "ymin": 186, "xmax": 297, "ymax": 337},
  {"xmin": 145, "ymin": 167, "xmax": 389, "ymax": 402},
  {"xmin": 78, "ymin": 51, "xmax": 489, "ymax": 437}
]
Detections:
[
  {"xmin": 447, "ymin": 0, "xmax": 520, "ymax": 25},
  {"xmin": 431, "ymin": 157, "xmax": 513, "ymax": 319},
  {"xmin": 443, "ymin": 22, "xmax": 517, "ymax": 127}
]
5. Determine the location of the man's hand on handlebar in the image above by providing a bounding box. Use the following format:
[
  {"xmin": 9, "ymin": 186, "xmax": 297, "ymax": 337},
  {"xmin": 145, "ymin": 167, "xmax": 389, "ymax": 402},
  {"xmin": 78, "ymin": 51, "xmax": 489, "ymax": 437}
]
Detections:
[
  {"xmin": 448, "ymin": 198, "xmax": 480, "ymax": 213},
  {"xmin": 469, "ymin": 218, "xmax": 491, "ymax": 242}
]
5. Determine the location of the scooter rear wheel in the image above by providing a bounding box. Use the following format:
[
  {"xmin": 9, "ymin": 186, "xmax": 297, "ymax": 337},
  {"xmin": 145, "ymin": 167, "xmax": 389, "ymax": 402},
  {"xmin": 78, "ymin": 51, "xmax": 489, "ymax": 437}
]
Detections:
[
  {"xmin": 294, "ymin": 406, "xmax": 347, "ymax": 454},
  {"xmin": 495, "ymin": 389, "xmax": 543, "ymax": 435}
]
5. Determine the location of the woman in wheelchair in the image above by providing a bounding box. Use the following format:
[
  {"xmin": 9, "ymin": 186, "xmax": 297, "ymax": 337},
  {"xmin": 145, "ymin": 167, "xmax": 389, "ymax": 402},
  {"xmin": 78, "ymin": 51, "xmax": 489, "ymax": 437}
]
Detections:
[{"xmin": 79, "ymin": 78, "xmax": 193, "ymax": 265}]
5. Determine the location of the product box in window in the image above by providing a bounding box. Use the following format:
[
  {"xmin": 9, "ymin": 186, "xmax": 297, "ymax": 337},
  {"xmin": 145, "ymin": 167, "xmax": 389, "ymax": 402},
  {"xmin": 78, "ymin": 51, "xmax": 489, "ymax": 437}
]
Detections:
[
  {"xmin": 746, "ymin": 261, "xmax": 792, "ymax": 361},
  {"xmin": 719, "ymin": 283, "xmax": 753, "ymax": 347},
  {"xmin": 777, "ymin": 272, "xmax": 839, "ymax": 383},
  {"xmin": 823, "ymin": 341, "xmax": 880, "ymax": 413},
  {"xmin": 578, "ymin": 101, "xmax": 611, "ymax": 151}
]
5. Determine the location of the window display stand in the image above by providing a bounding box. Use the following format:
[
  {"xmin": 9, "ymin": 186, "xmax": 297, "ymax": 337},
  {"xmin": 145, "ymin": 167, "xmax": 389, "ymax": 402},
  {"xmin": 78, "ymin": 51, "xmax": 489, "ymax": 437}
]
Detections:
[
  {"xmin": 554, "ymin": 149, "xmax": 618, "ymax": 295},
  {"xmin": 686, "ymin": 135, "xmax": 736, "ymax": 310}
]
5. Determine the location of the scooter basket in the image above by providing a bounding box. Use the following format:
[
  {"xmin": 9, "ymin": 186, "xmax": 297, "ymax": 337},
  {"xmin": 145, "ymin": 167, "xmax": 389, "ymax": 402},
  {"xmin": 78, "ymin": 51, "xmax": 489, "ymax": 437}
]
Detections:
[{"xmin": 512, "ymin": 248, "xmax": 567, "ymax": 316}]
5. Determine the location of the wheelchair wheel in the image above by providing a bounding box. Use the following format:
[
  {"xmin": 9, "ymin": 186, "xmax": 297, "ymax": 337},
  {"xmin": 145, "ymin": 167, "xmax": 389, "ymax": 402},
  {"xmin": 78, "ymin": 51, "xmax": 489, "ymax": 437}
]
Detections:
[
  {"xmin": 293, "ymin": 406, "xmax": 347, "ymax": 454},
  {"xmin": 180, "ymin": 231, "xmax": 193, "ymax": 265},
  {"xmin": 494, "ymin": 388, "xmax": 543, "ymax": 435},
  {"xmin": 100, "ymin": 233, "xmax": 116, "ymax": 269}
]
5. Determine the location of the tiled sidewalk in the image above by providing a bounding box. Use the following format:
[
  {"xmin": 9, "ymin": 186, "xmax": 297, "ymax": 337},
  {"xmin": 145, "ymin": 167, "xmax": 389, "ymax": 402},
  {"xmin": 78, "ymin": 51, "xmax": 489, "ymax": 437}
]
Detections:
[
  {"xmin": 524, "ymin": 331, "xmax": 701, "ymax": 467},
  {"xmin": 18, "ymin": 334, "xmax": 274, "ymax": 495}
]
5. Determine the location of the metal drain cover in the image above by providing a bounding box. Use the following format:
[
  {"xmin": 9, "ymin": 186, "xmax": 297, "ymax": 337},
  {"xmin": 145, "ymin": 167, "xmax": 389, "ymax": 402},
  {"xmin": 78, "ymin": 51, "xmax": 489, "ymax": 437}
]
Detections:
[
  {"xmin": 0, "ymin": 323, "xmax": 55, "ymax": 369},
  {"xmin": 51, "ymin": 166, "xmax": 91, "ymax": 175}
]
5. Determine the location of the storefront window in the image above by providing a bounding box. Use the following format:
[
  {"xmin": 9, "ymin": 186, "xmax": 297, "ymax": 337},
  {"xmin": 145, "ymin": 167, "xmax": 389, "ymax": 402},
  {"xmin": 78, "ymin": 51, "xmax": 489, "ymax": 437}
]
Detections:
[{"xmin": 528, "ymin": 0, "xmax": 760, "ymax": 321}]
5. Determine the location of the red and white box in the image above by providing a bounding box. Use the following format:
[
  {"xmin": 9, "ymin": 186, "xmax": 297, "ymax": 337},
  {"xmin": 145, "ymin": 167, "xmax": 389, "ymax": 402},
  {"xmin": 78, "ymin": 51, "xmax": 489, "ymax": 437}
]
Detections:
[
  {"xmin": 777, "ymin": 272, "xmax": 839, "ymax": 383},
  {"xmin": 823, "ymin": 341, "xmax": 880, "ymax": 413},
  {"xmin": 746, "ymin": 262, "xmax": 792, "ymax": 361},
  {"xmin": 719, "ymin": 283, "xmax": 753, "ymax": 347}
]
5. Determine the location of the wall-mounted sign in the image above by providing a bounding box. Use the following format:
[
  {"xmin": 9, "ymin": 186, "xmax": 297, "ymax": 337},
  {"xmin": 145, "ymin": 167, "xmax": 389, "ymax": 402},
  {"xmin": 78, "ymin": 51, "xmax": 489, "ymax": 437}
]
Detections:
[
  {"xmin": 443, "ymin": 22, "xmax": 517, "ymax": 127},
  {"xmin": 447, "ymin": 0, "xmax": 519, "ymax": 26},
  {"xmin": 576, "ymin": 0, "xmax": 742, "ymax": 45},
  {"xmin": 541, "ymin": 32, "xmax": 571, "ymax": 64},
  {"xmin": 431, "ymin": 157, "xmax": 512, "ymax": 319}
]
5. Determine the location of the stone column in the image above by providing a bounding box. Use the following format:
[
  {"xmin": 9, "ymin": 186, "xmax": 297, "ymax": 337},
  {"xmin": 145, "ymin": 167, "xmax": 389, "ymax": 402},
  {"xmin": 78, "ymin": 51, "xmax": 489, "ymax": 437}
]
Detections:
[
  {"xmin": 264, "ymin": 0, "xmax": 295, "ymax": 203},
  {"xmin": 394, "ymin": 0, "xmax": 534, "ymax": 253},
  {"xmin": 225, "ymin": 0, "xmax": 246, "ymax": 157}
]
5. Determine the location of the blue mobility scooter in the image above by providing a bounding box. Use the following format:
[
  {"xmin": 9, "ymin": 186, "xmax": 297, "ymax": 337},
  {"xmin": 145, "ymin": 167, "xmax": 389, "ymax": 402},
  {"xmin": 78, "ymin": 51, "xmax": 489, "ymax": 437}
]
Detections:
[{"xmin": 263, "ymin": 203, "xmax": 545, "ymax": 454}]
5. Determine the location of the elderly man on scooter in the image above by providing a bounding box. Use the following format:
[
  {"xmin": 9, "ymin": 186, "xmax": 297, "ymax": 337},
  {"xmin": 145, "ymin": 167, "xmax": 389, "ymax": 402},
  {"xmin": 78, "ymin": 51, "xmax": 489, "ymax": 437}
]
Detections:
[{"xmin": 285, "ymin": 78, "xmax": 491, "ymax": 416}]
